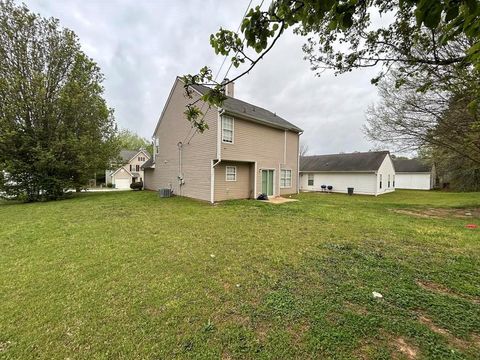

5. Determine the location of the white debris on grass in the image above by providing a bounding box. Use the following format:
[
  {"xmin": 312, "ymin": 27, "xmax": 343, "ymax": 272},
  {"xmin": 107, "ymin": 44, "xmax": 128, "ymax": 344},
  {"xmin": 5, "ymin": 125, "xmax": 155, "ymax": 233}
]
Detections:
[{"xmin": 372, "ymin": 291, "xmax": 383, "ymax": 299}]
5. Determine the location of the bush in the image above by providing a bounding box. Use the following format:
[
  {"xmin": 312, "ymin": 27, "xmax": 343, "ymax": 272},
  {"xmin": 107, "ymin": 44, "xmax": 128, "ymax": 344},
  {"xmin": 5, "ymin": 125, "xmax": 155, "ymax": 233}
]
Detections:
[
  {"xmin": 130, "ymin": 181, "xmax": 143, "ymax": 191},
  {"xmin": 106, "ymin": 183, "xmax": 113, "ymax": 188}
]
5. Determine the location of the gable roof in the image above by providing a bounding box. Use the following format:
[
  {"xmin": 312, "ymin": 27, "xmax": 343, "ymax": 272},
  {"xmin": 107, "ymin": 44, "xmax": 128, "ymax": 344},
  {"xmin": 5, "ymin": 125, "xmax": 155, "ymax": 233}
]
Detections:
[
  {"xmin": 300, "ymin": 151, "xmax": 390, "ymax": 172},
  {"xmin": 111, "ymin": 165, "xmax": 133, "ymax": 177},
  {"xmin": 119, "ymin": 149, "xmax": 151, "ymax": 163},
  {"xmin": 393, "ymin": 158, "xmax": 431, "ymax": 173},
  {"xmin": 119, "ymin": 150, "xmax": 139, "ymax": 162},
  {"xmin": 191, "ymin": 83, "xmax": 303, "ymax": 133},
  {"xmin": 141, "ymin": 157, "xmax": 154, "ymax": 169}
]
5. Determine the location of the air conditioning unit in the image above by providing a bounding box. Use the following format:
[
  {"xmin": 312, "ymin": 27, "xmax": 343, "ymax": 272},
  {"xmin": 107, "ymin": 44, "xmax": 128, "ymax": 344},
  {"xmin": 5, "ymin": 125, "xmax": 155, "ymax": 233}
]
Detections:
[{"xmin": 158, "ymin": 188, "xmax": 172, "ymax": 198}]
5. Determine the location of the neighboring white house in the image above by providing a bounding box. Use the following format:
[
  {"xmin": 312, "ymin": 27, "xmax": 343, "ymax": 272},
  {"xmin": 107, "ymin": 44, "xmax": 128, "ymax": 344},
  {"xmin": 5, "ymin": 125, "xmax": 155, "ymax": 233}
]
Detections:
[
  {"xmin": 299, "ymin": 151, "xmax": 396, "ymax": 196},
  {"xmin": 105, "ymin": 149, "xmax": 151, "ymax": 189},
  {"xmin": 393, "ymin": 158, "xmax": 435, "ymax": 190}
]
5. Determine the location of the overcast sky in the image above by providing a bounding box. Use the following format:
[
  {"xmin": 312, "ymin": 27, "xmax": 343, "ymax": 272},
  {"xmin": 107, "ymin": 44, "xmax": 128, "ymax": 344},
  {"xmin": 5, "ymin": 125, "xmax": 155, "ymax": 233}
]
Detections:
[{"xmin": 25, "ymin": 0, "xmax": 382, "ymax": 155}]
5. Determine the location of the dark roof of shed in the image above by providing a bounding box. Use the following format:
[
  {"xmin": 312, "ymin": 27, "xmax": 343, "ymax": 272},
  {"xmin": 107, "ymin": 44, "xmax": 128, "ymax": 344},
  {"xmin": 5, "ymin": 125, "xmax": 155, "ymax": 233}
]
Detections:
[
  {"xmin": 393, "ymin": 158, "xmax": 431, "ymax": 173},
  {"xmin": 300, "ymin": 151, "xmax": 390, "ymax": 172},
  {"xmin": 192, "ymin": 84, "xmax": 302, "ymax": 133}
]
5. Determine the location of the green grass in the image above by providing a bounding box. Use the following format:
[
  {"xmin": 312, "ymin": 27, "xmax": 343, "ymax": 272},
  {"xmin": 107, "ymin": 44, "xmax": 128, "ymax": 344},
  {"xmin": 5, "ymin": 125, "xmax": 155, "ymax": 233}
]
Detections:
[{"xmin": 1, "ymin": 190, "xmax": 479, "ymax": 359}]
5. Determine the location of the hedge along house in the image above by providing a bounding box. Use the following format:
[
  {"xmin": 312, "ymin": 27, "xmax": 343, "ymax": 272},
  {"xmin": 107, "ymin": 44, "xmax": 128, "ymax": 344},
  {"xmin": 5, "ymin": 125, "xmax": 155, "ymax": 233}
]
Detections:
[
  {"xmin": 393, "ymin": 158, "xmax": 436, "ymax": 190},
  {"xmin": 299, "ymin": 151, "xmax": 396, "ymax": 196},
  {"xmin": 143, "ymin": 77, "xmax": 302, "ymax": 202}
]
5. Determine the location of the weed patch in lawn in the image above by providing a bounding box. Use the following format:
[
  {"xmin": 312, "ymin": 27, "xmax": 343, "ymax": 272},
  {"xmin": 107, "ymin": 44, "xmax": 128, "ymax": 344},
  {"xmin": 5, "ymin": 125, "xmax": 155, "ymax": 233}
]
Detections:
[{"xmin": 392, "ymin": 207, "xmax": 480, "ymax": 219}]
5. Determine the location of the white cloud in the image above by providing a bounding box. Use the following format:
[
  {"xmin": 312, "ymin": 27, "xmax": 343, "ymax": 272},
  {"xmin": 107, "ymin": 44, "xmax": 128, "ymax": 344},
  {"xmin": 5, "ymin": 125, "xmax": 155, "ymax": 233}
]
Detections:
[{"xmin": 24, "ymin": 0, "xmax": 381, "ymax": 154}]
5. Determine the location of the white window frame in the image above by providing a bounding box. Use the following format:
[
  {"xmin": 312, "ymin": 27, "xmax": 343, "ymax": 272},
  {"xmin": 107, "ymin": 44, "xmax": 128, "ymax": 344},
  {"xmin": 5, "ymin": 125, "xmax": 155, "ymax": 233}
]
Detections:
[
  {"xmin": 225, "ymin": 166, "xmax": 237, "ymax": 181},
  {"xmin": 308, "ymin": 173, "xmax": 314, "ymax": 186},
  {"xmin": 280, "ymin": 169, "xmax": 292, "ymax": 188},
  {"xmin": 221, "ymin": 116, "xmax": 234, "ymax": 144}
]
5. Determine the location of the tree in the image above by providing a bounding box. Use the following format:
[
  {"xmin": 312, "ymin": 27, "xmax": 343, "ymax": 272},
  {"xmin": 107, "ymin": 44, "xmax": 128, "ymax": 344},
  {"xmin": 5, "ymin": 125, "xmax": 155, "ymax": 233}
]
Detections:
[
  {"xmin": 364, "ymin": 73, "xmax": 480, "ymax": 165},
  {"xmin": 300, "ymin": 142, "xmax": 309, "ymax": 156},
  {"xmin": 182, "ymin": 0, "xmax": 480, "ymax": 132},
  {"xmin": 117, "ymin": 129, "xmax": 153, "ymax": 155},
  {"xmin": 0, "ymin": 1, "xmax": 117, "ymax": 201}
]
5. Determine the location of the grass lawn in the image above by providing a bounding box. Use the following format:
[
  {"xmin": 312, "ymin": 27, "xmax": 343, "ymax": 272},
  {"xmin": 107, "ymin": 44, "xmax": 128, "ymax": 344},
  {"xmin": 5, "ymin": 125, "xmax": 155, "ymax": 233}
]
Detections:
[{"xmin": 1, "ymin": 190, "xmax": 479, "ymax": 359}]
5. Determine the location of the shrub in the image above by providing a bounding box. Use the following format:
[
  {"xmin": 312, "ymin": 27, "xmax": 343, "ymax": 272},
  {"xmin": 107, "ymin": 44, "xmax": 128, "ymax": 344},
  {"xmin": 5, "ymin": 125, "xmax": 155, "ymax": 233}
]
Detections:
[
  {"xmin": 130, "ymin": 181, "xmax": 143, "ymax": 191},
  {"xmin": 106, "ymin": 183, "xmax": 113, "ymax": 188}
]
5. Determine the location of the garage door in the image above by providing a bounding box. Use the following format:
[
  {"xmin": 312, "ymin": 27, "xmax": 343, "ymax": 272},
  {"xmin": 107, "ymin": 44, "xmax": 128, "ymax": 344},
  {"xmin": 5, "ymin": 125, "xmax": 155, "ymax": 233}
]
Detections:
[{"xmin": 115, "ymin": 178, "xmax": 131, "ymax": 189}]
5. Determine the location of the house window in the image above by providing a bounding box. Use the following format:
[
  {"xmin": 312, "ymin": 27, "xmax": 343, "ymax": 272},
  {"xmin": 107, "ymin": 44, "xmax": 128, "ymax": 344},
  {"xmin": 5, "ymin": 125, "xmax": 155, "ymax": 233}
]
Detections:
[
  {"xmin": 393, "ymin": 175, "xmax": 395, "ymax": 188},
  {"xmin": 388, "ymin": 174, "xmax": 391, "ymax": 188},
  {"xmin": 129, "ymin": 164, "xmax": 132, "ymax": 171},
  {"xmin": 222, "ymin": 116, "xmax": 234, "ymax": 143},
  {"xmin": 308, "ymin": 174, "xmax": 314, "ymax": 186},
  {"xmin": 136, "ymin": 165, "xmax": 140, "ymax": 171},
  {"xmin": 280, "ymin": 169, "xmax": 292, "ymax": 188},
  {"xmin": 380, "ymin": 174, "xmax": 383, "ymax": 189},
  {"xmin": 226, "ymin": 166, "xmax": 236, "ymax": 181}
]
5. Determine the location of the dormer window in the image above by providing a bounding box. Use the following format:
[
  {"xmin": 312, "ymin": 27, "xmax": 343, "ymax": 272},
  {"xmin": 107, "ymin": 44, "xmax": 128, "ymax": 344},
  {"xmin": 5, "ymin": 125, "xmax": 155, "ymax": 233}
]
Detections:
[{"xmin": 222, "ymin": 116, "xmax": 234, "ymax": 143}]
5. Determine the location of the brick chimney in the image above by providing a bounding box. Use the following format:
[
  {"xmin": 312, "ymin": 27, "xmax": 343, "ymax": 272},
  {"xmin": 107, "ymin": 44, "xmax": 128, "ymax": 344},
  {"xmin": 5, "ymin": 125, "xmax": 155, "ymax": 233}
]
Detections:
[{"xmin": 222, "ymin": 78, "xmax": 234, "ymax": 98}]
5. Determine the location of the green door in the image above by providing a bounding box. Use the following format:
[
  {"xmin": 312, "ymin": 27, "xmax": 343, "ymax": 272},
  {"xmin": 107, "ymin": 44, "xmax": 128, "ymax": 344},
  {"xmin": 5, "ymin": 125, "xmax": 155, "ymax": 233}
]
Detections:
[{"xmin": 261, "ymin": 170, "xmax": 274, "ymax": 196}]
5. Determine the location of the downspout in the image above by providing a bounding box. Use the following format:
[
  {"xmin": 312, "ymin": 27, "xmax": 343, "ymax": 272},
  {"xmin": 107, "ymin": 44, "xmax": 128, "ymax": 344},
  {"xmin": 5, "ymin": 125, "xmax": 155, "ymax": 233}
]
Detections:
[
  {"xmin": 210, "ymin": 108, "xmax": 224, "ymax": 203},
  {"xmin": 297, "ymin": 131, "xmax": 303, "ymax": 194},
  {"xmin": 177, "ymin": 141, "xmax": 183, "ymax": 196}
]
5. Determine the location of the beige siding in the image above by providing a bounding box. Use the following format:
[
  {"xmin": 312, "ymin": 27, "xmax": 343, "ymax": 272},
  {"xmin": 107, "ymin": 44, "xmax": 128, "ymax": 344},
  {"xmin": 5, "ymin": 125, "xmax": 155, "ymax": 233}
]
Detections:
[
  {"xmin": 144, "ymin": 78, "xmax": 217, "ymax": 202},
  {"xmin": 127, "ymin": 150, "xmax": 150, "ymax": 181},
  {"xmin": 220, "ymin": 117, "xmax": 299, "ymax": 197},
  {"xmin": 214, "ymin": 161, "xmax": 252, "ymax": 201},
  {"xmin": 113, "ymin": 167, "xmax": 131, "ymax": 180}
]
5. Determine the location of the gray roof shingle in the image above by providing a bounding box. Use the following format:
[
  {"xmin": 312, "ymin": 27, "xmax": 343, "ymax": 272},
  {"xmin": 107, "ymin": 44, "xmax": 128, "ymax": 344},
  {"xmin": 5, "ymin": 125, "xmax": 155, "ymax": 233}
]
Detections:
[
  {"xmin": 119, "ymin": 149, "xmax": 150, "ymax": 163},
  {"xmin": 393, "ymin": 159, "xmax": 431, "ymax": 173},
  {"xmin": 119, "ymin": 150, "xmax": 139, "ymax": 162},
  {"xmin": 300, "ymin": 151, "xmax": 390, "ymax": 172},
  {"xmin": 141, "ymin": 157, "xmax": 154, "ymax": 169},
  {"xmin": 192, "ymin": 84, "xmax": 302, "ymax": 133}
]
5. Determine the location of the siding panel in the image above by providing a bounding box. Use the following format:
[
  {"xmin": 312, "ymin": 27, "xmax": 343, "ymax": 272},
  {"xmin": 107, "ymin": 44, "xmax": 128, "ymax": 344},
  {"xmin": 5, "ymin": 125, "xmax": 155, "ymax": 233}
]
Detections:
[{"xmin": 144, "ymin": 78, "xmax": 217, "ymax": 202}]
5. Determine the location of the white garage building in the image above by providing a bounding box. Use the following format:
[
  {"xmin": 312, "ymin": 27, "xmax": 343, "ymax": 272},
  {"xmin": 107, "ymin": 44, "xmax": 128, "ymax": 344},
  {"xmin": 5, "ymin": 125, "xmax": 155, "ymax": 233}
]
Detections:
[
  {"xmin": 300, "ymin": 151, "xmax": 396, "ymax": 196},
  {"xmin": 393, "ymin": 158, "xmax": 435, "ymax": 190}
]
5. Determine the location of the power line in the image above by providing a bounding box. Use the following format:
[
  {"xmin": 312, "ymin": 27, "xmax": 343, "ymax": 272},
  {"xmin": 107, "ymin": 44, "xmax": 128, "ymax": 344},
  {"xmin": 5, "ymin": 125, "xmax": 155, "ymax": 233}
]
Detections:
[
  {"xmin": 223, "ymin": 0, "xmax": 265, "ymax": 81},
  {"xmin": 213, "ymin": 0, "xmax": 254, "ymax": 83}
]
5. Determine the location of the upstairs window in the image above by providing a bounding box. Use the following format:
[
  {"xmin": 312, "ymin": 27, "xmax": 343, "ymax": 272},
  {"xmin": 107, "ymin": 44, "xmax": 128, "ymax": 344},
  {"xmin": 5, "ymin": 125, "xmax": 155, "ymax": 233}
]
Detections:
[
  {"xmin": 308, "ymin": 174, "xmax": 314, "ymax": 186},
  {"xmin": 388, "ymin": 174, "xmax": 391, "ymax": 188},
  {"xmin": 281, "ymin": 170, "xmax": 292, "ymax": 188},
  {"xmin": 222, "ymin": 116, "xmax": 234, "ymax": 143},
  {"xmin": 226, "ymin": 166, "xmax": 236, "ymax": 181},
  {"xmin": 136, "ymin": 165, "xmax": 140, "ymax": 172},
  {"xmin": 380, "ymin": 174, "xmax": 383, "ymax": 189},
  {"xmin": 393, "ymin": 175, "xmax": 395, "ymax": 188}
]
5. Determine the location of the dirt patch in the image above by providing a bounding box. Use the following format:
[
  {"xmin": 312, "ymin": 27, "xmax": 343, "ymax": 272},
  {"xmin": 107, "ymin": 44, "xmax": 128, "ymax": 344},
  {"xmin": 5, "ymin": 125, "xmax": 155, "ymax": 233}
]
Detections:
[
  {"xmin": 394, "ymin": 337, "xmax": 419, "ymax": 359},
  {"xmin": 259, "ymin": 197, "xmax": 299, "ymax": 204},
  {"xmin": 287, "ymin": 320, "xmax": 310, "ymax": 344},
  {"xmin": 418, "ymin": 315, "xmax": 480, "ymax": 351},
  {"xmin": 392, "ymin": 207, "xmax": 480, "ymax": 219},
  {"xmin": 345, "ymin": 301, "xmax": 370, "ymax": 316},
  {"xmin": 417, "ymin": 280, "xmax": 480, "ymax": 305}
]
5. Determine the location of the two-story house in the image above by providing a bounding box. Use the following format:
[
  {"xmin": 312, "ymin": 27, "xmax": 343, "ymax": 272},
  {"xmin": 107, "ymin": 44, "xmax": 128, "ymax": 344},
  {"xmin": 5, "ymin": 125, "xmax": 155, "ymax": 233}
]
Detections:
[
  {"xmin": 143, "ymin": 77, "xmax": 302, "ymax": 203},
  {"xmin": 106, "ymin": 149, "xmax": 151, "ymax": 189}
]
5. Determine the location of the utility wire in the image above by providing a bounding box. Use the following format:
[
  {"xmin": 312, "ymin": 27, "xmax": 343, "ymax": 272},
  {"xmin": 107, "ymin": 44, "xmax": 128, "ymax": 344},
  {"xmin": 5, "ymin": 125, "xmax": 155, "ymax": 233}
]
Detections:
[
  {"xmin": 186, "ymin": 0, "xmax": 255, "ymax": 145},
  {"xmin": 223, "ymin": 0, "xmax": 265, "ymax": 81},
  {"xmin": 213, "ymin": 0, "xmax": 254, "ymax": 83}
]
